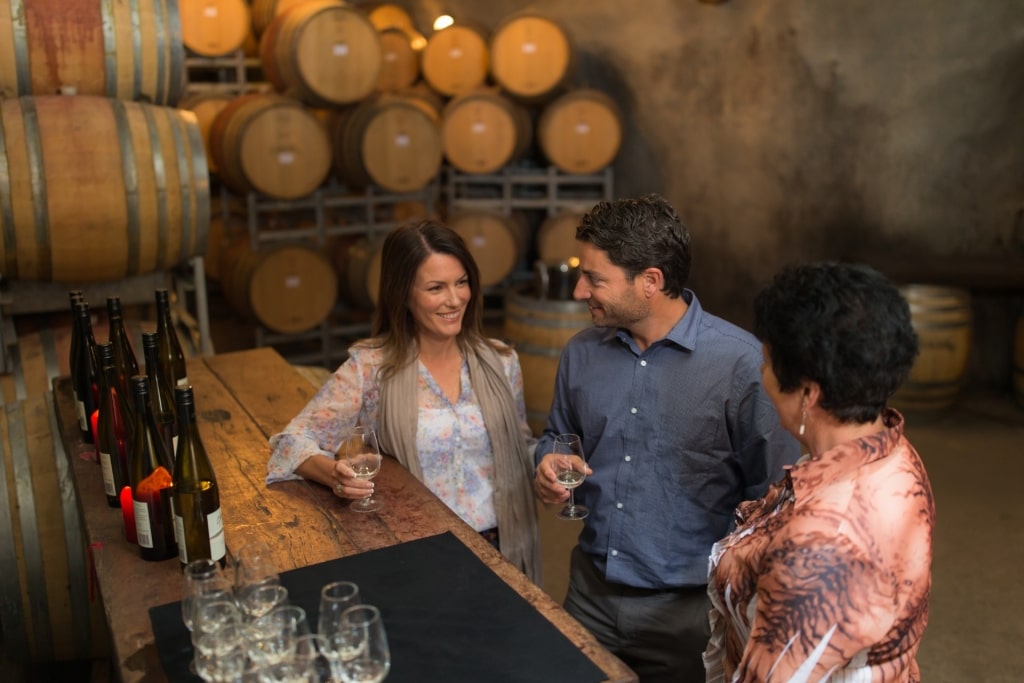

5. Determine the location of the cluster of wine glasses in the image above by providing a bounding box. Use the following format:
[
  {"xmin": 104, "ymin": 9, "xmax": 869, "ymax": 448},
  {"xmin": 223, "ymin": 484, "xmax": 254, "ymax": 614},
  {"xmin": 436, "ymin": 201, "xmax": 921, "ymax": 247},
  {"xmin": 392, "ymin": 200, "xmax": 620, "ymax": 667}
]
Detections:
[{"xmin": 181, "ymin": 543, "xmax": 390, "ymax": 682}]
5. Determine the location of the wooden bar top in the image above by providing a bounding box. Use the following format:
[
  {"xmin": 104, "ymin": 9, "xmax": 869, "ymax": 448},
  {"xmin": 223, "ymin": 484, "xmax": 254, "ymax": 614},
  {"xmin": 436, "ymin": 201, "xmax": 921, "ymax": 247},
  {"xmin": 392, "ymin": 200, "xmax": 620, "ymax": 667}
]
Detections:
[{"xmin": 55, "ymin": 347, "xmax": 635, "ymax": 683}]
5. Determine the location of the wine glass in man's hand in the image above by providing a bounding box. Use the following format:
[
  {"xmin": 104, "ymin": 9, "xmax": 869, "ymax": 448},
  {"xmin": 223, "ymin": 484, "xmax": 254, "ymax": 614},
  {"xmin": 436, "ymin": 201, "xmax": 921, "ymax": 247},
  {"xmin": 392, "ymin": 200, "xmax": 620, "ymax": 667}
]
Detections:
[{"xmin": 553, "ymin": 433, "xmax": 588, "ymax": 520}]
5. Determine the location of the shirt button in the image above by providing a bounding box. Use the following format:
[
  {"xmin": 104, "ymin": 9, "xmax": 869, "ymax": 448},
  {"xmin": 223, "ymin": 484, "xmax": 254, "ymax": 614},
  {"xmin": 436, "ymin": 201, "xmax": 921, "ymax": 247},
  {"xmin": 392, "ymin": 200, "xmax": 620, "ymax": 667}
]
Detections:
[
  {"xmin": 630, "ymin": 407, "xmax": 637, "ymax": 414},
  {"xmin": 640, "ymin": 360, "xmax": 647, "ymax": 367},
  {"xmin": 610, "ymin": 549, "xmax": 619, "ymax": 557},
  {"xmin": 624, "ymin": 455, "xmax": 631, "ymax": 462},
  {"xmin": 616, "ymin": 502, "xmax": 623, "ymax": 509}
]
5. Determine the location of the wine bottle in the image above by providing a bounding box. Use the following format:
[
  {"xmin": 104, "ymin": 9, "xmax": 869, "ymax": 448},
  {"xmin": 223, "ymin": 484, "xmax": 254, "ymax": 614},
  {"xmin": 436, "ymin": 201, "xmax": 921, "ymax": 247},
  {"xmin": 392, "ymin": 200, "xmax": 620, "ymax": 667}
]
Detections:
[
  {"xmin": 106, "ymin": 296, "xmax": 139, "ymax": 430},
  {"xmin": 96, "ymin": 342, "xmax": 130, "ymax": 508},
  {"xmin": 155, "ymin": 288, "xmax": 189, "ymax": 388},
  {"xmin": 142, "ymin": 331, "xmax": 177, "ymax": 455},
  {"xmin": 173, "ymin": 385, "xmax": 226, "ymax": 567},
  {"xmin": 129, "ymin": 375, "xmax": 178, "ymax": 561},
  {"xmin": 68, "ymin": 290, "xmax": 84, "ymax": 410},
  {"xmin": 72, "ymin": 302, "xmax": 100, "ymax": 445}
]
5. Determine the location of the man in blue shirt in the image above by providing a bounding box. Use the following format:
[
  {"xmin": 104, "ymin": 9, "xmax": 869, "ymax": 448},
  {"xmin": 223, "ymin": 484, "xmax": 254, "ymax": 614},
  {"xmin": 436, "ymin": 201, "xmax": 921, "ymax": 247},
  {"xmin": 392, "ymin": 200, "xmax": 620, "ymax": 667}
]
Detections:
[{"xmin": 534, "ymin": 194, "xmax": 800, "ymax": 682}]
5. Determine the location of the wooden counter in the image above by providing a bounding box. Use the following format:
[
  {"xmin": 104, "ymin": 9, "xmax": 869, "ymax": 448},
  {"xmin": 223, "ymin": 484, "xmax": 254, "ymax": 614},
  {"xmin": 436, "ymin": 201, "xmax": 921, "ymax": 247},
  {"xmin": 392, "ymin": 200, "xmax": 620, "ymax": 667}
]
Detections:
[{"xmin": 54, "ymin": 347, "xmax": 635, "ymax": 683}]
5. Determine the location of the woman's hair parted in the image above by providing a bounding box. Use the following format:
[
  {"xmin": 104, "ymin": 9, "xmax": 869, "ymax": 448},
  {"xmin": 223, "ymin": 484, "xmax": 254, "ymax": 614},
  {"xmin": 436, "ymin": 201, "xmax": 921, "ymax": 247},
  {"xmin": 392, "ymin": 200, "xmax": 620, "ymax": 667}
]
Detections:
[
  {"xmin": 754, "ymin": 262, "xmax": 919, "ymax": 424},
  {"xmin": 368, "ymin": 219, "xmax": 496, "ymax": 380}
]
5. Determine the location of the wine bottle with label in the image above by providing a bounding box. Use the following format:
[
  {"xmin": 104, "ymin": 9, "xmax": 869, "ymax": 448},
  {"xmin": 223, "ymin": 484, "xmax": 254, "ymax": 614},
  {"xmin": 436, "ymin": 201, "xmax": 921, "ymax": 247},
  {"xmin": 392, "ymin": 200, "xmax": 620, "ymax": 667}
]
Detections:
[
  {"xmin": 155, "ymin": 288, "xmax": 189, "ymax": 388},
  {"xmin": 96, "ymin": 342, "xmax": 130, "ymax": 508},
  {"xmin": 129, "ymin": 375, "xmax": 178, "ymax": 562},
  {"xmin": 72, "ymin": 301, "xmax": 100, "ymax": 445},
  {"xmin": 173, "ymin": 385, "xmax": 226, "ymax": 567},
  {"xmin": 142, "ymin": 331, "xmax": 178, "ymax": 456}
]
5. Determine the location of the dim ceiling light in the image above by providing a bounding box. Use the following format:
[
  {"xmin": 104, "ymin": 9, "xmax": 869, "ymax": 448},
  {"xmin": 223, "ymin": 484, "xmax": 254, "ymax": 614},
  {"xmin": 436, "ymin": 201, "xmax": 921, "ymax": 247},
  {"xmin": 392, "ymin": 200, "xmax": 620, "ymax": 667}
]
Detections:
[{"xmin": 433, "ymin": 14, "xmax": 454, "ymax": 31}]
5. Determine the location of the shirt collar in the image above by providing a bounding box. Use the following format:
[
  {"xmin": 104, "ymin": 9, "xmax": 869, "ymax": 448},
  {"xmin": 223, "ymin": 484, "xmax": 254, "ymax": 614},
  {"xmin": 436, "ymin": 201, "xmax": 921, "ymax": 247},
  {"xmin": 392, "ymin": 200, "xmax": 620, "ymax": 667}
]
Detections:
[{"xmin": 612, "ymin": 288, "xmax": 701, "ymax": 352}]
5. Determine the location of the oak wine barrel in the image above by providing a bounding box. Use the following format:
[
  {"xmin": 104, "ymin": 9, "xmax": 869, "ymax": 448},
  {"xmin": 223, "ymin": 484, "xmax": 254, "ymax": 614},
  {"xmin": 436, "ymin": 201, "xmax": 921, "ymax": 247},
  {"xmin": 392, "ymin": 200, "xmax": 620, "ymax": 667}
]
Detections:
[
  {"xmin": 178, "ymin": 91, "xmax": 235, "ymax": 174},
  {"xmin": 503, "ymin": 288, "xmax": 592, "ymax": 435},
  {"xmin": 891, "ymin": 285, "xmax": 972, "ymax": 414},
  {"xmin": 208, "ymin": 93, "xmax": 332, "ymax": 199},
  {"xmin": 337, "ymin": 236, "xmax": 386, "ymax": 311},
  {"xmin": 441, "ymin": 88, "xmax": 532, "ymax": 174},
  {"xmin": 0, "ymin": 95, "xmax": 210, "ymax": 282},
  {"xmin": 376, "ymin": 25, "xmax": 423, "ymax": 92},
  {"xmin": 220, "ymin": 239, "xmax": 338, "ymax": 334},
  {"xmin": 0, "ymin": 0, "xmax": 184, "ymax": 106},
  {"xmin": 249, "ymin": 0, "xmax": 309, "ymax": 38},
  {"xmin": 489, "ymin": 13, "xmax": 574, "ymax": 102},
  {"xmin": 179, "ymin": 0, "xmax": 251, "ymax": 57},
  {"xmin": 448, "ymin": 211, "xmax": 524, "ymax": 287},
  {"xmin": 331, "ymin": 92, "xmax": 442, "ymax": 193},
  {"xmin": 536, "ymin": 210, "xmax": 587, "ymax": 265},
  {"xmin": 261, "ymin": 0, "xmax": 383, "ymax": 107},
  {"xmin": 538, "ymin": 89, "xmax": 623, "ymax": 174},
  {"xmin": 421, "ymin": 23, "xmax": 490, "ymax": 97}
]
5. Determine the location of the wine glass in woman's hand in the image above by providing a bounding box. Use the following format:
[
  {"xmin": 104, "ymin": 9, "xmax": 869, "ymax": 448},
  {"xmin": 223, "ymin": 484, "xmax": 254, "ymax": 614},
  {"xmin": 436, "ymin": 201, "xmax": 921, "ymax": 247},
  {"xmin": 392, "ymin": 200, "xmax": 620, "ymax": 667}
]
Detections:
[
  {"xmin": 337, "ymin": 426, "xmax": 383, "ymax": 513},
  {"xmin": 553, "ymin": 433, "xmax": 588, "ymax": 520}
]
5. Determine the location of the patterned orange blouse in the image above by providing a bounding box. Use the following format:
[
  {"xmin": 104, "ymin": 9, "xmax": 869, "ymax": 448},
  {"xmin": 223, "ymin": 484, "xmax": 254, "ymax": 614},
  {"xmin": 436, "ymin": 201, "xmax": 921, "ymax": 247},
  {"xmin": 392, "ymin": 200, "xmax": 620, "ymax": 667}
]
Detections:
[{"xmin": 704, "ymin": 409, "xmax": 935, "ymax": 682}]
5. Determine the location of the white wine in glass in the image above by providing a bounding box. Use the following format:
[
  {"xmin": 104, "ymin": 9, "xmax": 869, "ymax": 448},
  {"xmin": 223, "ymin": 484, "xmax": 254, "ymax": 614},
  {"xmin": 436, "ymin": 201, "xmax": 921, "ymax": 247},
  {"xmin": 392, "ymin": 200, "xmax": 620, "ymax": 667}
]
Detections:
[
  {"xmin": 337, "ymin": 426, "xmax": 383, "ymax": 513},
  {"xmin": 553, "ymin": 433, "xmax": 588, "ymax": 520}
]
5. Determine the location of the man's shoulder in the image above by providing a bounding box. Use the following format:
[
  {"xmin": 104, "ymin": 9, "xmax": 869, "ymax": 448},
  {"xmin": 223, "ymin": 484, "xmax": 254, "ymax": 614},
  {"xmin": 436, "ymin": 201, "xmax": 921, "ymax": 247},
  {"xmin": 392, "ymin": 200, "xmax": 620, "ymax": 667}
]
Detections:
[{"xmin": 695, "ymin": 311, "xmax": 761, "ymax": 356}]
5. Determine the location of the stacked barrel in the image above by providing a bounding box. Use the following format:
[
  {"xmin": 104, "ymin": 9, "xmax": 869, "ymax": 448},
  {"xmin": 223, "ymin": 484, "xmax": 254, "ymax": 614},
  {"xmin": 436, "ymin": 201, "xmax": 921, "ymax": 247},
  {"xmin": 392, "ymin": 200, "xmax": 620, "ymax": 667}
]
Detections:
[
  {"xmin": 176, "ymin": 3, "xmax": 621, "ymax": 344},
  {"xmin": 0, "ymin": 0, "xmax": 210, "ymax": 666}
]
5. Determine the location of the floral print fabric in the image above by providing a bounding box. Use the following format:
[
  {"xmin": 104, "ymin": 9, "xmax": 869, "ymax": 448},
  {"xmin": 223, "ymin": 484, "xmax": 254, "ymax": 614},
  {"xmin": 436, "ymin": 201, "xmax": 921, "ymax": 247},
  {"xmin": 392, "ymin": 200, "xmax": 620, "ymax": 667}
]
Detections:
[{"xmin": 267, "ymin": 344, "xmax": 534, "ymax": 532}]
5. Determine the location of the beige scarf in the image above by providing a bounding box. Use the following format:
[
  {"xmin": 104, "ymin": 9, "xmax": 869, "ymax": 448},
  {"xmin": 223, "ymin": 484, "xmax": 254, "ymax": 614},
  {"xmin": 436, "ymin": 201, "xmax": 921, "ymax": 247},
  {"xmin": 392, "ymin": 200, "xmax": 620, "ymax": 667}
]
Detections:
[{"xmin": 378, "ymin": 342, "xmax": 542, "ymax": 583}]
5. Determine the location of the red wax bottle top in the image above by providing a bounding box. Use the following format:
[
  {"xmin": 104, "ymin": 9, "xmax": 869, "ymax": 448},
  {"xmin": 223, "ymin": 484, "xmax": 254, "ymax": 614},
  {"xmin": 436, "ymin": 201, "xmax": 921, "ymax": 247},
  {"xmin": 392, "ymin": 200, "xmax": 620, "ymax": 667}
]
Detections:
[{"xmin": 120, "ymin": 486, "xmax": 138, "ymax": 544}]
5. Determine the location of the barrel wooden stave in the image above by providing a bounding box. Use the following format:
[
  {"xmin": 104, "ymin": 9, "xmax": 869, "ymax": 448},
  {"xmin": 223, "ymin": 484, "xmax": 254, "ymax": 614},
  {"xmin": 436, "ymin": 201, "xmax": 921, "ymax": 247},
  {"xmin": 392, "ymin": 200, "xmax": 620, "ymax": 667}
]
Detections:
[
  {"xmin": 504, "ymin": 289, "xmax": 591, "ymax": 435},
  {"xmin": 0, "ymin": 95, "xmax": 209, "ymax": 282},
  {"xmin": 0, "ymin": 0, "xmax": 184, "ymax": 106}
]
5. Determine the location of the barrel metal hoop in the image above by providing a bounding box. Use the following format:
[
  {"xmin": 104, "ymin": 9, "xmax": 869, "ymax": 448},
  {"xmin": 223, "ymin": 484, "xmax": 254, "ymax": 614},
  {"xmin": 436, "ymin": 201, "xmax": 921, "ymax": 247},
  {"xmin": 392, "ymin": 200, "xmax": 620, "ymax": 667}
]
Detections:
[
  {"xmin": 46, "ymin": 390, "xmax": 94, "ymax": 659},
  {"xmin": 141, "ymin": 103, "xmax": 170, "ymax": 268},
  {"xmin": 0, "ymin": 106, "xmax": 18, "ymax": 277},
  {"xmin": 22, "ymin": 98, "xmax": 52, "ymax": 280},
  {"xmin": 0, "ymin": 404, "xmax": 30, "ymax": 657},
  {"xmin": 8, "ymin": 400, "xmax": 53, "ymax": 658},
  {"xmin": 101, "ymin": 0, "xmax": 118, "ymax": 98},
  {"xmin": 112, "ymin": 99, "xmax": 142, "ymax": 276},
  {"xmin": 168, "ymin": 110, "xmax": 198, "ymax": 265},
  {"xmin": 11, "ymin": 0, "xmax": 30, "ymax": 93}
]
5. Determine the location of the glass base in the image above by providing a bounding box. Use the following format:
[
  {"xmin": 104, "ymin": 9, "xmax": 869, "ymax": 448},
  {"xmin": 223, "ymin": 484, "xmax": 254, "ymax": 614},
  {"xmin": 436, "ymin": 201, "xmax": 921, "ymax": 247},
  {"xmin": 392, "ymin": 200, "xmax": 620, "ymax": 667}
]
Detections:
[
  {"xmin": 351, "ymin": 497, "xmax": 383, "ymax": 513},
  {"xmin": 557, "ymin": 504, "xmax": 588, "ymax": 521}
]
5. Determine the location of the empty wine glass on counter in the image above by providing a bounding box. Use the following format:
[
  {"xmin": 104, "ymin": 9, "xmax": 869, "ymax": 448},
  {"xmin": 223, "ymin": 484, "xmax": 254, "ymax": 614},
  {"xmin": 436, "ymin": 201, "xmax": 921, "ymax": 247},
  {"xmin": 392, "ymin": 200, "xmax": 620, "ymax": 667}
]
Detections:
[
  {"xmin": 552, "ymin": 433, "xmax": 589, "ymax": 521},
  {"xmin": 234, "ymin": 540, "xmax": 282, "ymax": 607},
  {"xmin": 193, "ymin": 621, "xmax": 246, "ymax": 683},
  {"xmin": 336, "ymin": 605, "xmax": 390, "ymax": 683},
  {"xmin": 258, "ymin": 633, "xmax": 332, "ymax": 683},
  {"xmin": 246, "ymin": 604, "xmax": 311, "ymax": 668},
  {"xmin": 318, "ymin": 581, "xmax": 362, "ymax": 680},
  {"xmin": 336, "ymin": 426, "xmax": 383, "ymax": 513},
  {"xmin": 182, "ymin": 558, "xmax": 233, "ymax": 632},
  {"xmin": 239, "ymin": 583, "xmax": 290, "ymax": 621}
]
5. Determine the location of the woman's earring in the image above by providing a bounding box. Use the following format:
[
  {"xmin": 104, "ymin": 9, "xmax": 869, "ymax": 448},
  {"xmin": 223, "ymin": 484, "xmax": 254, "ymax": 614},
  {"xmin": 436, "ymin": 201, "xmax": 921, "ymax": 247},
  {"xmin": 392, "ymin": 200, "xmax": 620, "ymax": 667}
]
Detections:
[{"xmin": 798, "ymin": 395, "xmax": 807, "ymax": 436}]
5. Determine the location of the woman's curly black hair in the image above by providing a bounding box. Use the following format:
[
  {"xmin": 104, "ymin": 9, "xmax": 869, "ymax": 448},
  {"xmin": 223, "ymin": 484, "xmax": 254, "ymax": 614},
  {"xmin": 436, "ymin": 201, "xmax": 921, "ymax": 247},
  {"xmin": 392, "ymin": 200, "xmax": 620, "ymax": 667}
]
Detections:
[{"xmin": 753, "ymin": 262, "xmax": 919, "ymax": 424}]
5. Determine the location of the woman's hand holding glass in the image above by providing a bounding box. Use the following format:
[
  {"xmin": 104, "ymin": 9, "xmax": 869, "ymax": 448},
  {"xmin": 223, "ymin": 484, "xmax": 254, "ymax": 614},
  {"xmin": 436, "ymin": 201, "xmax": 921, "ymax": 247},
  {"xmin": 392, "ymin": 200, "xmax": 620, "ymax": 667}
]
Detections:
[{"xmin": 334, "ymin": 426, "xmax": 383, "ymax": 513}]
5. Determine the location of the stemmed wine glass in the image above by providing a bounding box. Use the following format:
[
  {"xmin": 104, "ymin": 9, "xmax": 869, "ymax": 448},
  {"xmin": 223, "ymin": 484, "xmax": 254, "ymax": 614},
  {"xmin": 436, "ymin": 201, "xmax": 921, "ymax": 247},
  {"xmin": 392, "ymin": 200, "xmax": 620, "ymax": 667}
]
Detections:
[
  {"xmin": 336, "ymin": 604, "xmax": 391, "ymax": 683},
  {"xmin": 553, "ymin": 433, "xmax": 588, "ymax": 520},
  {"xmin": 336, "ymin": 426, "xmax": 383, "ymax": 513}
]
